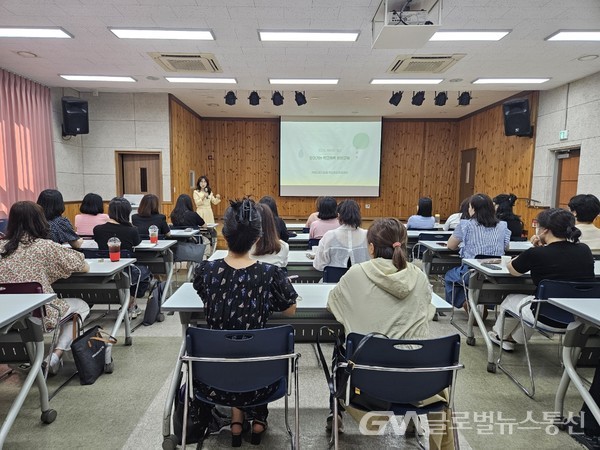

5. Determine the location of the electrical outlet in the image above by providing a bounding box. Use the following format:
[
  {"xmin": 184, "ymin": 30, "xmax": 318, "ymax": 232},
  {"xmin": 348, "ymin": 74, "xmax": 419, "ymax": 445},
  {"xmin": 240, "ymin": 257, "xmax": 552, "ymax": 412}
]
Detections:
[{"xmin": 365, "ymin": 204, "xmax": 371, "ymax": 209}]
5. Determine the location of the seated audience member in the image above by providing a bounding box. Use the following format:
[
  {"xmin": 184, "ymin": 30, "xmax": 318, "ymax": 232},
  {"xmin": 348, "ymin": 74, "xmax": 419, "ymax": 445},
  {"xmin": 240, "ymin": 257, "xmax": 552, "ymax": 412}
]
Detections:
[
  {"xmin": 309, "ymin": 196, "xmax": 340, "ymax": 239},
  {"xmin": 489, "ymin": 208, "xmax": 594, "ymax": 350},
  {"xmin": 305, "ymin": 197, "xmax": 324, "ymax": 228},
  {"xmin": 74, "ymin": 193, "xmax": 109, "ymax": 236},
  {"xmin": 568, "ymin": 194, "xmax": 600, "ymax": 253},
  {"xmin": 313, "ymin": 200, "xmax": 369, "ymax": 271},
  {"xmin": 251, "ymin": 203, "xmax": 289, "ymax": 267},
  {"xmin": 193, "ymin": 198, "xmax": 297, "ymax": 446},
  {"xmin": 170, "ymin": 194, "xmax": 205, "ymax": 228},
  {"xmin": 259, "ymin": 195, "xmax": 290, "ymax": 242},
  {"xmin": 37, "ymin": 188, "xmax": 82, "ymax": 249},
  {"xmin": 444, "ymin": 194, "xmax": 510, "ymax": 308},
  {"xmin": 132, "ymin": 194, "xmax": 171, "ymax": 238},
  {"xmin": 493, "ymin": 193, "xmax": 523, "ymax": 240},
  {"xmin": 93, "ymin": 197, "xmax": 147, "ymax": 318},
  {"xmin": 406, "ymin": 197, "xmax": 436, "ymax": 230},
  {"xmin": 443, "ymin": 198, "xmax": 470, "ymax": 231},
  {"xmin": 327, "ymin": 218, "xmax": 453, "ymax": 449},
  {"xmin": 0, "ymin": 201, "xmax": 90, "ymax": 375}
]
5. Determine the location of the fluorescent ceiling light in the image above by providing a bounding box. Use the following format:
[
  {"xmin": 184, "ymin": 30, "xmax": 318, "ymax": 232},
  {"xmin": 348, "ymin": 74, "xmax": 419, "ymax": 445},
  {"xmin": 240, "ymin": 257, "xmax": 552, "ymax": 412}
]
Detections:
[
  {"xmin": 370, "ymin": 79, "xmax": 443, "ymax": 85},
  {"xmin": 166, "ymin": 77, "xmax": 237, "ymax": 83},
  {"xmin": 430, "ymin": 30, "xmax": 510, "ymax": 41},
  {"xmin": 60, "ymin": 75, "xmax": 136, "ymax": 82},
  {"xmin": 259, "ymin": 31, "xmax": 359, "ymax": 42},
  {"xmin": 546, "ymin": 30, "xmax": 600, "ymax": 41},
  {"xmin": 269, "ymin": 78, "xmax": 338, "ymax": 85},
  {"xmin": 109, "ymin": 28, "xmax": 214, "ymax": 40},
  {"xmin": 0, "ymin": 27, "xmax": 72, "ymax": 38},
  {"xmin": 473, "ymin": 78, "xmax": 549, "ymax": 84}
]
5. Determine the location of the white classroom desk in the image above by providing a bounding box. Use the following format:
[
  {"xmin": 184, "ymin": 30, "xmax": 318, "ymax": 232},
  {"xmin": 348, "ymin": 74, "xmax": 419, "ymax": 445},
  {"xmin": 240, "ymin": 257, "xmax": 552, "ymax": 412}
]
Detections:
[
  {"xmin": 53, "ymin": 258, "xmax": 136, "ymax": 367},
  {"xmin": 168, "ymin": 228, "xmax": 200, "ymax": 238},
  {"xmin": 284, "ymin": 221, "xmax": 308, "ymax": 232},
  {"xmin": 548, "ymin": 298, "xmax": 600, "ymax": 427},
  {"xmin": 0, "ymin": 293, "xmax": 57, "ymax": 446},
  {"xmin": 461, "ymin": 259, "xmax": 600, "ymax": 373}
]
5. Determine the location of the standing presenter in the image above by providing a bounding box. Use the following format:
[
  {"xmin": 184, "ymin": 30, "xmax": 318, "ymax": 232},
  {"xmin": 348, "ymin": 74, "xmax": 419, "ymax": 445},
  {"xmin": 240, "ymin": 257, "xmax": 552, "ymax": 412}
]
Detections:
[{"xmin": 193, "ymin": 175, "xmax": 221, "ymax": 224}]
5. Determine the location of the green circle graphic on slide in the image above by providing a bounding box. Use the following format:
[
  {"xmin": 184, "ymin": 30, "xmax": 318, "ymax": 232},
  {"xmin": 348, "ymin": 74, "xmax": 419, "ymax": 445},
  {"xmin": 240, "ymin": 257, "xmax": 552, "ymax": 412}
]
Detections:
[{"xmin": 353, "ymin": 133, "xmax": 369, "ymax": 150}]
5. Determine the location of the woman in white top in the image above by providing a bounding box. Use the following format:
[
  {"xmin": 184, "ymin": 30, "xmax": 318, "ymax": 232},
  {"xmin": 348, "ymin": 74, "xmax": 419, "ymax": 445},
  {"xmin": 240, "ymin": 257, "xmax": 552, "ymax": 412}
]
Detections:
[
  {"xmin": 251, "ymin": 203, "xmax": 289, "ymax": 268},
  {"xmin": 443, "ymin": 197, "xmax": 470, "ymax": 231},
  {"xmin": 193, "ymin": 175, "xmax": 221, "ymax": 224},
  {"xmin": 313, "ymin": 200, "xmax": 369, "ymax": 271}
]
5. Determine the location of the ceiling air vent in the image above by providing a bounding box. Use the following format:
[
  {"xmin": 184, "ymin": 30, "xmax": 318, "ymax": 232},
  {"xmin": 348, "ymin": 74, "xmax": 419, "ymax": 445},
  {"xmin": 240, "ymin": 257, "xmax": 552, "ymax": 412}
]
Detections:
[
  {"xmin": 388, "ymin": 54, "xmax": 465, "ymax": 74},
  {"xmin": 149, "ymin": 52, "xmax": 222, "ymax": 73}
]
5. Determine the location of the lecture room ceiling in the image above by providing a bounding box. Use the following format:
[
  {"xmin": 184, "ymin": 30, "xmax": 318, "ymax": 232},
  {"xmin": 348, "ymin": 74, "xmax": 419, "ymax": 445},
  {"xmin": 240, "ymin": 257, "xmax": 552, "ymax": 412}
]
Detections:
[{"xmin": 0, "ymin": 0, "xmax": 599, "ymax": 119}]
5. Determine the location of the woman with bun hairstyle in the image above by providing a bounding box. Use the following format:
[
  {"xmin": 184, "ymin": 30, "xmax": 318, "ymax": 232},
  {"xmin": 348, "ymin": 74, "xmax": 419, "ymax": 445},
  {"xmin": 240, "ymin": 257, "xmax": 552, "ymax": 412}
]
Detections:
[
  {"xmin": 489, "ymin": 208, "xmax": 594, "ymax": 351},
  {"xmin": 493, "ymin": 193, "xmax": 523, "ymax": 240}
]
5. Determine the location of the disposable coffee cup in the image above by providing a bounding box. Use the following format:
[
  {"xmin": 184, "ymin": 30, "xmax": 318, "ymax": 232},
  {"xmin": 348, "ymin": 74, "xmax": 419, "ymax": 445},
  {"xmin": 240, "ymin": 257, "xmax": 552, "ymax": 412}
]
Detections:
[
  {"xmin": 501, "ymin": 255, "xmax": 512, "ymax": 268},
  {"xmin": 149, "ymin": 225, "xmax": 159, "ymax": 244},
  {"xmin": 108, "ymin": 237, "xmax": 121, "ymax": 262}
]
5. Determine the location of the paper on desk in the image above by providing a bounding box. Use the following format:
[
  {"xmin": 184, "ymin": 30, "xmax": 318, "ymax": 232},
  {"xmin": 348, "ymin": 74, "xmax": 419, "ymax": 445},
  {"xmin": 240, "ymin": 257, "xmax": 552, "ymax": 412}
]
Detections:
[{"xmin": 135, "ymin": 242, "xmax": 157, "ymax": 249}]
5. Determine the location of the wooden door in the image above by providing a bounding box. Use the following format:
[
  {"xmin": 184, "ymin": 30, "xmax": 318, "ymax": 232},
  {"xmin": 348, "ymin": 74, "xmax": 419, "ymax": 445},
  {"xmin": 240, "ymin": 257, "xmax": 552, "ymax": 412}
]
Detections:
[
  {"xmin": 459, "ymin": 149, "xmax": 476, "ymax": 202},
  {"xmin": 118, "ymin": 153, "xmax": 161, "ymax": 201},
  {"xmin": 556, "ymin": 149, "xmax": 580, "ymax": 209}
]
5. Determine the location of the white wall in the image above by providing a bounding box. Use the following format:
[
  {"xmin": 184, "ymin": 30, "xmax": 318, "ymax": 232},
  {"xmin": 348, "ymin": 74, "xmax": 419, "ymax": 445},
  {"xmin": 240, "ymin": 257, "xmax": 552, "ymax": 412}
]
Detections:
[
  {"xmin": 51, "ymin": 90, "xmax": 170, "ymax": 202},
  {"xmin": 531, "ymin": 71, "xmax": 600, "ymax": 206}
]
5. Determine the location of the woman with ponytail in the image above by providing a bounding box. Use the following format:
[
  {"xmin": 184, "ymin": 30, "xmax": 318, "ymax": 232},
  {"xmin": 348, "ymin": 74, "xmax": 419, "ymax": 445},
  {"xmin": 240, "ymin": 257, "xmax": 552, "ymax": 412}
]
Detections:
[
  {"xmin": 193, "ymin": 198, "xmax": 297, "ymax": 446},
  {"xmin": 489, "ymin": 208, "xmax": 594, "ymax": 350}
]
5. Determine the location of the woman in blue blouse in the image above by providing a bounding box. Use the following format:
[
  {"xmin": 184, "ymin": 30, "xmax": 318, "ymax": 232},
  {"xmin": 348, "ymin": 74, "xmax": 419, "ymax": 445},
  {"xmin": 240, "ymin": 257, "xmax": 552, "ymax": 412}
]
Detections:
[
  {"xmin": 444, "ymin": 193, "xmax": 511, "ymax": 308},
  {"xmin": 406, "ymin": 197, "xmax": 436, "ymax": 230},
  {"xmin": 193, "ymin": 198, "xmax": 297, "ymax": 446}
]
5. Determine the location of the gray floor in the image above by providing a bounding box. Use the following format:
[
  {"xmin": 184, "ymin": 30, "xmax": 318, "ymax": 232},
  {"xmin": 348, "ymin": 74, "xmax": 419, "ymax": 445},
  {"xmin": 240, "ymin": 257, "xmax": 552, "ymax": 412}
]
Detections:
[{"xmin": 0, "ymin": 276, "xmax": 592, "ymax": 449}]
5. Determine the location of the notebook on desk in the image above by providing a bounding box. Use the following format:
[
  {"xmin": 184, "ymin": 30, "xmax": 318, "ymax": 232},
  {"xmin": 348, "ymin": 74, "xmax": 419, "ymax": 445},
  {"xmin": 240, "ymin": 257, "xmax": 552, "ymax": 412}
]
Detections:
[{"xmin": 135, "ymin": 242, "xmax": 157, "ymax": 249}]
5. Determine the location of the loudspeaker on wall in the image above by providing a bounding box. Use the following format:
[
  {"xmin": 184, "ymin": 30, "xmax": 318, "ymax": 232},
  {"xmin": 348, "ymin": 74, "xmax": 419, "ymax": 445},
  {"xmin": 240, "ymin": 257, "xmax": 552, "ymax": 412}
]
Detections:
[
  {"xmin": 62, "ymin": 96, "xmax": 89, "ymax": 137},
  {"xmin": 503, "ymin": 98, "xmax": 532, "ymax": 137}
]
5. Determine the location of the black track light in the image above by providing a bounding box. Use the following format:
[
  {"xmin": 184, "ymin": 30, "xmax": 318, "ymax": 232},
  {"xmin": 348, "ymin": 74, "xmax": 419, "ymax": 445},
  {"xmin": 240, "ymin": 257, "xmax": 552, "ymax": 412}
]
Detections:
[
  {"xmin": 295, "ymin": 91, "xmax": 307, "ymax": 106},
  {"xmin": 248, "ymin": 91, "xmax": 260, "ymax": 106},
  {"xmin": 272, "ymin": 91, "xmax": 284, "ymax": 106},
  {"xmin": 458, "ymin": 91, "xmax": 472, "ymax": 106},
  {"xmin": 224, "ymin": 91, "xmax": 237, "ymax": 106},
  {"xmin": 411, "ymin": 91, "xmax": 425, "ymax": 106},
  {"xmin": 434, "ymin": 91, "xmax": 448, "ymax": 106},
  {"xmin": 389, "ymin": 91, "xmax": 403, "ymax": 106}
]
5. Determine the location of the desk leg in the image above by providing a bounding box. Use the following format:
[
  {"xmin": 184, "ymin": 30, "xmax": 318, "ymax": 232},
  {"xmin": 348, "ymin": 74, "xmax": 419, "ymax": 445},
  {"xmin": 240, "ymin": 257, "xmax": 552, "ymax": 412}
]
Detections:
[
  {"xmin": 559, "ymin": 345, "xmax": 600, "ymax": 425},
  {"xmin": 0, "ymin": 320, "xmax": 56, "ymax": 447}
]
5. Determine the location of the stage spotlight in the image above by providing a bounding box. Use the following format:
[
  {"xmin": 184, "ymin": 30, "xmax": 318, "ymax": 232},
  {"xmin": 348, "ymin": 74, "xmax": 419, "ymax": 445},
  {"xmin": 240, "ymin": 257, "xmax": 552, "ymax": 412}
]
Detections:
[
  {"xmin": 272, "ymin": 91, "xmax": 284, "ymax": 106},
  {"xmin": 224, "ymin": 91, "xmax": 237, "ymax": 106},
  {"xmin": 295, "ymin": 91, "xmax": 307, "ymax": 106},
  {"xmin": 389, "ymin": 91, "xmax": 403, "ymax": 106},
  {"xmin": 411, "ymin": 91, "xmax": 425, "ymax": 106},
  {"xmin": 434, "ymin": 91, "xmax": 448, "ymax": 106},
  {"xmin": 458, "ymin": 91, "xmax": 472, "ymax": 106},
  {"xmin": 248, "ymin": 91, "xmax": 260, "ymax": 106}
]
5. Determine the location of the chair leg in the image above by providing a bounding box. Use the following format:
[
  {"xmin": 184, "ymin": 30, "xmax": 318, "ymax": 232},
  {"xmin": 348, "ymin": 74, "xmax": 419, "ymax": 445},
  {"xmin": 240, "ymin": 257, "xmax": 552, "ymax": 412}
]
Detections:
[{"xmin": 496, "ymin": 311, "xmax": 535, "ymax": 398}]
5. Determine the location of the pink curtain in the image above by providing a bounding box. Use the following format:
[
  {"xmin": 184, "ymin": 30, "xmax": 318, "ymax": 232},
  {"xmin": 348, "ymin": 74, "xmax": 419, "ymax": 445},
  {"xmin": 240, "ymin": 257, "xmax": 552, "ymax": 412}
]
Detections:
[{"xmin": 0, "ymin": 69, "xmax": 56, "ymax": 217}]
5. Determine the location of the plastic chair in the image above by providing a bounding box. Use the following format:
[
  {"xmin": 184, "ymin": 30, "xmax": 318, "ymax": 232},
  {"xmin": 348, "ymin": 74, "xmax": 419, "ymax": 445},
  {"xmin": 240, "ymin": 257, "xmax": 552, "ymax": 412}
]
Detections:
[
  {"xmin": 0, "ymin": 282, "xmax": 76, "ymax": 381},
  {"xmin": 180, "ymin": 325, "xmax": 300, "ymax": 449},
  {"xmin": 330, "ymin": 333, "xmax": 464, "ymax": 450},
  {"xmin": 323, "ymin": 266, "xmax": 349, "ymax": 283},
  {"xmin": 307, "ymin": 238, "xmax": 320, "ymax": 250},
  {"xmin": 302, "ymin": 227, "xmax": 310, "ymax": 234},
  {"xmin": 497, "ymin": 279, "xmax": 600, "ymax": 398},
  {"xmin": 172, "ymin": 242, "xmax": 206, "ymax": 282}
]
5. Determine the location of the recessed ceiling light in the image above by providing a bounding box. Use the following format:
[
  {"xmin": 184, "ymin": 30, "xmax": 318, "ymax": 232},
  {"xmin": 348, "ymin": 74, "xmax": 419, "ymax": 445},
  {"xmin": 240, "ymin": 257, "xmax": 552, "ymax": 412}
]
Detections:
[
  {"xmin": 146, "ymin": 76, "xmax": 160, "ymax": 81},
  {"xmin": 546, "ymin": 30, "xmax": 600, "ymax": 41},
  {"xmin": 371, "ymin": 79, "xmax": 443, "ymax": 85},
  {"xmin": 109, "ymin": 28, "xmax": 214, "ymax": 40},
  {"xmin": 258, "ymin": 30, "xmax": 359, "ymax": 42},
  {"xmin": 60, "ymin": 75, "xmax": 136, "ymax": 82},
  {"xmin": 16, "ymin": 51, "xmax": 38, "ymax": 58},
  {"xmin": 472, "ymin": 78, "xmax": 550, "ymax": 84},
  {"xmin": 269, "ymin": 79, "xmax": 338, "ymax": 85},
  {"xmin": 165, "ymin": 77, "xmax": 237, "ymax": 83},
  {"xmin": 430, "ymin": 30, "xmax": 510, "ymax": 41},
  {"xmin": 0, "ymin": 27, "xmax": 72, "ymax": 38},
  {"xmin": 577, "ymin": 54, "xmax": 599, "ymax": 61}
]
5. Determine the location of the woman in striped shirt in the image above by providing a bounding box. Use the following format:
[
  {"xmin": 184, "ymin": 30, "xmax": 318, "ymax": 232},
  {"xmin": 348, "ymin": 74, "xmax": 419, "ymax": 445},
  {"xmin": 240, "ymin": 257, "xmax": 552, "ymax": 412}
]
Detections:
[{"xmin": 444, "ymin": 193, "xmax": 511, "ymax": 308}]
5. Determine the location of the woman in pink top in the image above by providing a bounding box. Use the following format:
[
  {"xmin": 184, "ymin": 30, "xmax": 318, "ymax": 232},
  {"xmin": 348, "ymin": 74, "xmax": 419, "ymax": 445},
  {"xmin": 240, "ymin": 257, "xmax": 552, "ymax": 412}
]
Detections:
[
  {"xmin": 309, "ymin": 196, "xmax": 340, "ymax": 239},
  {"xmin": 74, "ymin": 193, "xmax": 109, "ymax": 236}
]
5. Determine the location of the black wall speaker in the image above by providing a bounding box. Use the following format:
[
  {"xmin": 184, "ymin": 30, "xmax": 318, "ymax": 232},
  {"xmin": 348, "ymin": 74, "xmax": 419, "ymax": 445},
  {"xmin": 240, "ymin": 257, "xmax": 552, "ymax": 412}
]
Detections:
[
  {"xmin": 503, "ymin": 98, "xmax": 532, "ymax": 137},
  {"xmin": 61, "ymin": 96, "xmax": 89, "ymax": 137}
]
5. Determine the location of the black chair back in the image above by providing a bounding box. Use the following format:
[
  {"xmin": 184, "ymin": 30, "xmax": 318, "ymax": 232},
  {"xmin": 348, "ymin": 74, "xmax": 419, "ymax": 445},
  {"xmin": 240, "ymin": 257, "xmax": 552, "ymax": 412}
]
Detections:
[
  {"xmin": 323, "ymin": 266, "xmax": 348, "ymax": 283},
  {"xmin": 0, "ymin": 282, "xmax": 44, "ymax": 294},
  {"xmin": 302, "ymin": 227, "xmax": 310, "ymax": 234},
  {"xmin": 307, "ymin": 238, "xmax": 320, "ymax": 250},
  {"xmin": 535, "ymin": 280, "xmax": 600, "ymax": 327},
  {"xmin": 417, "ymin": 232, "xmax": 452, "ymax": 242}
]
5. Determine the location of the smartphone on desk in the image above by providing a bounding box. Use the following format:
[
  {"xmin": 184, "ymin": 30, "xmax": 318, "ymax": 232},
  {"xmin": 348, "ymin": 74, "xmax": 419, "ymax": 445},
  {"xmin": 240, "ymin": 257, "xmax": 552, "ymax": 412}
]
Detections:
[
  {"xmin": 436, "ymin": 242, "xmax": 447, "ymax": 247},
  {"xmin": 481, "ymin": 263, "xmax": 503, "ymax": 270}
]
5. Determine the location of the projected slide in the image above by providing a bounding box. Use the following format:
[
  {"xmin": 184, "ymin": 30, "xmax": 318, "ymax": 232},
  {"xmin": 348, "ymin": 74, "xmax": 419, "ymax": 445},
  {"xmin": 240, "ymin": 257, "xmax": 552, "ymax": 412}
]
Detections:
[{"xmin": 280, "ymin": 118, "xmax": 382, "ymax": 197}]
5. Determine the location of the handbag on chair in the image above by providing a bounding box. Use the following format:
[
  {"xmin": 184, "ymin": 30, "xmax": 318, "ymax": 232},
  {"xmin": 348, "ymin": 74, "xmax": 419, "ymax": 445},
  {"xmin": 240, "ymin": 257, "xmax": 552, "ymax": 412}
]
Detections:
[{"xmin": 71, "ymin": 325, "xmax": 117, "ymax": 385}]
